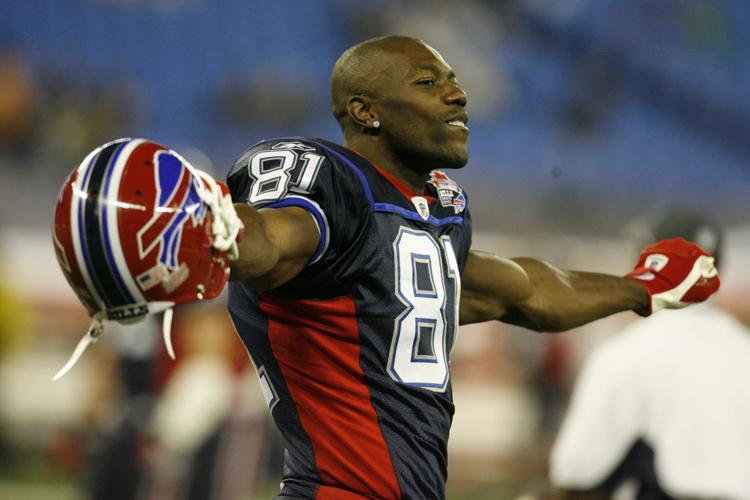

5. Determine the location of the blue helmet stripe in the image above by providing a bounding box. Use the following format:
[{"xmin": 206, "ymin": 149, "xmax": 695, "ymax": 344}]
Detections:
[
  {"xmin": 76, "ymin": 148, "xmax": 107, "ymax": 307},
  {"xmin": 100, "ymin": 141, "xmax": 136, "ymax": 303},
  {"xmin": 80, "ymin": 142, "xmax": 132, "ymax": 308}
]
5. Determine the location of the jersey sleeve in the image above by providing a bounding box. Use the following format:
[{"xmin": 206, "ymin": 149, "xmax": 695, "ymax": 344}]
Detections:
[{"xmin": 226, "ymin": 138, "xmax": 368, "ymax": 269}]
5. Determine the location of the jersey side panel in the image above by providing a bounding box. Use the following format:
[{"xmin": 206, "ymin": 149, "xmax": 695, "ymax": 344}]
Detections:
[
  {"xmin": 260, "ymin": 293, "xmax": 401, "ymax": 499},
  {"xmin": 226, "ymin": 284, "xmax": 319, "ymax": 498}
]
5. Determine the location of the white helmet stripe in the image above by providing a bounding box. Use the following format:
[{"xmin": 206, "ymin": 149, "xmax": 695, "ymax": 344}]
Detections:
[{"xmin": 102, "ymin": 138, "xmax": 147, "ymax": 304}]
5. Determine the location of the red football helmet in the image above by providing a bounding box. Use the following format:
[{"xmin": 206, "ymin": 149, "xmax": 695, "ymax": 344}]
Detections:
[{"xmin": 53, "ymin": 138, "xmax": 242, "ymax": 379}]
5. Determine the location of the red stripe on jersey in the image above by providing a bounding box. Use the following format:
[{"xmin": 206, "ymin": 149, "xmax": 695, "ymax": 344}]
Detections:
[
  {"xmin": 260, "ymin": 294, "xmax": 401, "ymax": 499},
  {"xmin": 372, "ymin": 163, "xmax": 435, "ymax": 203}
]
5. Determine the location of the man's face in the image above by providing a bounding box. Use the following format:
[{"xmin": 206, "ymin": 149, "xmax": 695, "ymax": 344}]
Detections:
[{"xmin": 374, "ymin": 41, "xmax": 469, "ymax": 172}]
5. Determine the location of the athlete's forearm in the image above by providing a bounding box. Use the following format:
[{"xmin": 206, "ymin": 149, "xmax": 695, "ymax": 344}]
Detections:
[
  {"xmin": 229, "ymin": 203, "xmax": 281, "ymax": 283},
  {"xmin": 229, "ymin": 203, "xmax": 321, "ymax": 290},
  {"xmin": 503, "ymin": 258, "xmax": 648, "ymax": 332}
]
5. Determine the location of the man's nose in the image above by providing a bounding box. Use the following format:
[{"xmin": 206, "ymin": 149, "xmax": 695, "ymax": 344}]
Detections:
[{"xmin": 445, "ymin": 83, "xmax": 467, "ymax": 107}]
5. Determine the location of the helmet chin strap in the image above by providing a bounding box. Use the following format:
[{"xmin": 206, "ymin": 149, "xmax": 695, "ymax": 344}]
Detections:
[
  {"xmin": 53, "ymin": 302, "xmax": 176, "ymax": 381},
  {"xmin": 52, "ymin": 317, "xmax": 104, "ymax": 381},
  {"xmin": 162, "ymin": 307, "xmax": 176, "ymax": 360}
]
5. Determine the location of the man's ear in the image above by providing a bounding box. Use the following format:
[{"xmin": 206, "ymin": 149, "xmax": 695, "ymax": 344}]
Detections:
[{"xmin": 346, "ymin": 95, "xmax": 379, "ymax": 130}]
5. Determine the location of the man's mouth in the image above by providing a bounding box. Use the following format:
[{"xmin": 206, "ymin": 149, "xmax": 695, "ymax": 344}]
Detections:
[
  {"xmin": 445, "ymin": 114, "xmax": 469, "ymax": 131},
  {"xmin": 446, "ymin": 120, "xmax": 468, "ymax": 130}
]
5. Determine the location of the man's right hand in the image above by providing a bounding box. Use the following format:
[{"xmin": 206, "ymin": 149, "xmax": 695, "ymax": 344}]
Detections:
[{"xmin": 194, "ymin": 170, "xmax": 244, "ymax": 260}]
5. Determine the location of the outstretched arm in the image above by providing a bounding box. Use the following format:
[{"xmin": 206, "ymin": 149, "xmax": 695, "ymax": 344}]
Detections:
[
  {"xmin": 459, "ymin": 250, "xmax": 647, "ymax": 330},
  {"xmin": 229, "ymin": 203, "xmax": 320, "ymax": 290},
  {"xmin": 460, "ymin": 237, "xmax": 720, "ymax": 330}
]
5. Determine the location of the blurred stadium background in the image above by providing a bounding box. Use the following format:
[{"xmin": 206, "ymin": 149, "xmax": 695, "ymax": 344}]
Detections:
[{"xmin": 0, "ymin": 1, "xmax": 748, "ymax": 499}]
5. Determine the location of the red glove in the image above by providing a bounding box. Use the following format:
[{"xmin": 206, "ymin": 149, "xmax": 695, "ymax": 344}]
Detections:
[{"xmin": 626, "ymin": 237, "xmax": 720, "ymax": 315}]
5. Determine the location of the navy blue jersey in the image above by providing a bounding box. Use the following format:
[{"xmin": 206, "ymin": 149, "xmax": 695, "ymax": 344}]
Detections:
[{"xmin": 226, "ymin": 138, "xmax": 472, "ymax": 500}]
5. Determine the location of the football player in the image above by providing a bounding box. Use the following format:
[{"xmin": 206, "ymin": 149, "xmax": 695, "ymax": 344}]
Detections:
[
  {"xmin": 222, "ymin": 36, "xmax": 719, "ymax": 499},
  {"xmin": 54, "ymin": 36, "xmax": 720, "ymax": 500}
]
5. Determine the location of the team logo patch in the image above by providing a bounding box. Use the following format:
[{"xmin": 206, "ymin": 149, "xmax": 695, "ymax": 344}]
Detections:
[
  {"xmin": 135, "ymin": 151, "xmax": 206, "ymax": 292},
  {"xmin": 429, "ymin": 171, "xmax": 465, "ymax": 214},
  {"xmin": 452, "ymin": 194, "xmax": 466, "ymax": 214},
  {"xmin": 412, "ymin": 196, "xmax": 430, "ymax": 221},
  {"xmin": 631, "ymin": 254, "xmax": 670, "ymax": 281}
]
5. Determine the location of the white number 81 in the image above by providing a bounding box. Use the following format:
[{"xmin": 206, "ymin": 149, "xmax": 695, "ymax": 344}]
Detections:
[{"xmin": 388, "ymin": 227, "xmax": 460, "ymax": 392}]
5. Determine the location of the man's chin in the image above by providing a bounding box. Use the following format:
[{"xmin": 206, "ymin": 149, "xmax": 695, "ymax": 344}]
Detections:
[
  {"xmin": 440, "ymin": 149, "xmax": 469, "ymax": 169},
  {"xmin": 396, "ymin": 141, "xmax": 468, "ymax": 171}
]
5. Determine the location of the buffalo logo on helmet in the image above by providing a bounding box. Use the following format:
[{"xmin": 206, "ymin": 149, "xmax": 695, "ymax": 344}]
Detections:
[{"xmin": 135, "ymin": 150, "xmax": 208, "ymax": 293}]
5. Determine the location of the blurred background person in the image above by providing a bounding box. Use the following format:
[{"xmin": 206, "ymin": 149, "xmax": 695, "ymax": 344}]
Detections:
[
  {"xmin": 138, "ymin": 303, "xmax": 269, "ymax": 500},
  {"xmin": 82, "ymin": 303, "xmax": 270, "ymax": 500},
  {"xmin": 546, "ymin": 211, "xmax": 750, "ymax": 500}
]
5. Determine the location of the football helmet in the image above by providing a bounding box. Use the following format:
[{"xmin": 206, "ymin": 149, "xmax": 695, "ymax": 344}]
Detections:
[{"xmin": 52, "ymin": 138, "xmax": 242, "ymax": 379}]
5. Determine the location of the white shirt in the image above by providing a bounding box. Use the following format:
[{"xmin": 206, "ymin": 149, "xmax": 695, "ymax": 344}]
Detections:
[{"xmin": 550, "ymin": 304, "xmax": 750, "ymax": 499}]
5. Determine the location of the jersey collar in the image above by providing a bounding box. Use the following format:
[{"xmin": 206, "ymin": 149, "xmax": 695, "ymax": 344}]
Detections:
[{"xmin": 371, "ymin": 163, "xmax": 435, "ymax": 204}]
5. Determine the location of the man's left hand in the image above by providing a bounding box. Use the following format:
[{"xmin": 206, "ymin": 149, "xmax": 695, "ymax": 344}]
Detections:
[{"xmin": 626, "ymin": 237, "xmax": 720, "ymax": 315}]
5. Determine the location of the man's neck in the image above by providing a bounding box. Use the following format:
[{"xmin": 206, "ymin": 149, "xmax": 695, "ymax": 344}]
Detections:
[{"xmin": 345, "ymin": 137, "xmax": 429, "ymax": 194}]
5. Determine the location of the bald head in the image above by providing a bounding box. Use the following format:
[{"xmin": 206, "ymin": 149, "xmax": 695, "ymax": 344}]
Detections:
[{"xmin": 330, "ymin": 35, "xmax": 429, "ymax": 126}]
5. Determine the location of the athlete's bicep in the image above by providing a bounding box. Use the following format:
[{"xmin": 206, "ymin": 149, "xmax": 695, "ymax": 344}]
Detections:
[
  {"xmin": 231, "ymin": 205, "xmax": 320, "ymax": 290},
  {"xmin": 459, "ymin": 250, "xmax": 533, "ymax": 325},
  {"xmin": 261, "ymin": 205, "xmax": 321, "ymax": 264}
]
